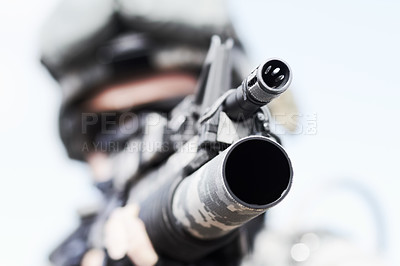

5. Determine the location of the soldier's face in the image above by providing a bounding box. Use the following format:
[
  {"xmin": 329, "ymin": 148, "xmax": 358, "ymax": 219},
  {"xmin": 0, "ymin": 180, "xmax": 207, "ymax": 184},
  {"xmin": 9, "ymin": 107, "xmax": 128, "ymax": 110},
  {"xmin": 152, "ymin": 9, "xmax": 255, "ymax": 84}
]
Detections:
[{"xmin": 81, "ymin": 71, "xmax": 197, "ymax": 181}]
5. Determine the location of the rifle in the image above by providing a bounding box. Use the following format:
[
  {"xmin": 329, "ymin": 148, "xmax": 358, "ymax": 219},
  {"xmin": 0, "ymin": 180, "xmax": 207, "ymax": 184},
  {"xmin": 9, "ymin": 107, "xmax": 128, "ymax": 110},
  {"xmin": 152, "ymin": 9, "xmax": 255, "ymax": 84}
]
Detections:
[
  {"xmin": 50, "ymin": 36, "xmax": 293, "ymax": 265},
  {"xmin": 120, "ymin": 37, "xmax": 293, "ymax": 263}
]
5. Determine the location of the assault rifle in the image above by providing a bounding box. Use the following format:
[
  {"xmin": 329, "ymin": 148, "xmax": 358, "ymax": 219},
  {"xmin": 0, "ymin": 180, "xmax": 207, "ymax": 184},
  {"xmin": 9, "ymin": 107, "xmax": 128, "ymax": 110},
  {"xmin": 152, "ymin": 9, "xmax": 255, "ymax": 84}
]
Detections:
[
  {"xmin": 50, "ymin": 36, "xmax": 293, "ymax": 265},
  {"xmin": 120, "ymin": 37, "xmax": 293, "ymax": 263}
]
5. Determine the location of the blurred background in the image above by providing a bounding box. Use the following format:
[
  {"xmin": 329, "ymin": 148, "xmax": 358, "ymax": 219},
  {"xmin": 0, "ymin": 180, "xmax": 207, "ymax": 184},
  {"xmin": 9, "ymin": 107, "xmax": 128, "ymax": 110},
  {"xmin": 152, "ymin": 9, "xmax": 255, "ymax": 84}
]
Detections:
[{"xmin": 0, "ymin": 0, "xmax": 399, "ymax": 265}]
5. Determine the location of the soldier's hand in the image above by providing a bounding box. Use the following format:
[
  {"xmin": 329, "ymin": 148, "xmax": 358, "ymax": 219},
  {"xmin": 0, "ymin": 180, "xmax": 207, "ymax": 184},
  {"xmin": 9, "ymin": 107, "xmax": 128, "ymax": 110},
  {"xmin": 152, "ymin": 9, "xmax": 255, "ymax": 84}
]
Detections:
[{"xmin": 103, "ymin": 204, "xmax": 159, "ymax": 266}]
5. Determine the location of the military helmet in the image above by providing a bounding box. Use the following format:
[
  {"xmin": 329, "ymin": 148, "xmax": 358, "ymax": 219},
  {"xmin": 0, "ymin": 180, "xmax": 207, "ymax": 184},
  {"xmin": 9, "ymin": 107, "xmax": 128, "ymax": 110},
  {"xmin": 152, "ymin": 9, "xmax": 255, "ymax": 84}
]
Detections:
[{"xmin": 40, "ymin": 0, "xmax": 248, "ymax": 160}]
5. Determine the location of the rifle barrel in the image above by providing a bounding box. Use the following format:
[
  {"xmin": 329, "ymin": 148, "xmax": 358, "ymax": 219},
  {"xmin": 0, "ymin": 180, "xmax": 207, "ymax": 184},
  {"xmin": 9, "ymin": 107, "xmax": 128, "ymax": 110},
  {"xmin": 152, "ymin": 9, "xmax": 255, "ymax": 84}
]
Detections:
[{"xmin": 224, "ymin": 58, "xmax": 292, "ymax": 120}]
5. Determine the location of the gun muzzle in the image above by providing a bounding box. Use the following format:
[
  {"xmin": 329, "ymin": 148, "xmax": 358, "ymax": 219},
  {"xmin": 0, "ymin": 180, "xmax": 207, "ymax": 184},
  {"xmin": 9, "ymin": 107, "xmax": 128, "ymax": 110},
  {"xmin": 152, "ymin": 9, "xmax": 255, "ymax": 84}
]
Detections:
[
  {"xmin": 138, "ymin": 136, "xmax": 292, "ymax": 262},
  {"xmin": 172, "ymin": 135, "xmax": 293, "ymax": 239},
  {"xmin": 224, "ymin": 58, "xmax": 292, "ymax": 120}
]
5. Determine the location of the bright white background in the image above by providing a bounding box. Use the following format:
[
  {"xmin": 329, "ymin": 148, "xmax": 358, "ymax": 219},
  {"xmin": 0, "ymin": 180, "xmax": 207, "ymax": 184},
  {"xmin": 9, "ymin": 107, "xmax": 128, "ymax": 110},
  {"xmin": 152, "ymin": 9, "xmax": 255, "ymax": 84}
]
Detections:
[{"xmin": 0, "ymin": 0, "xmax": 399, "ymax": 265}]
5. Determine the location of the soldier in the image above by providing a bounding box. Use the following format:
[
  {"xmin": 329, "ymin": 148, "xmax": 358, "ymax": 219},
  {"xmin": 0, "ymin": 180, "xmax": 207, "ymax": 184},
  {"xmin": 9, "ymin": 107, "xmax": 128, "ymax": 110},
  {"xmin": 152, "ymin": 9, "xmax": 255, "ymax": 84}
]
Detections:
[{"xmin": 40, "ymin": 0, "xmax": 297, "ymax": 265}]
